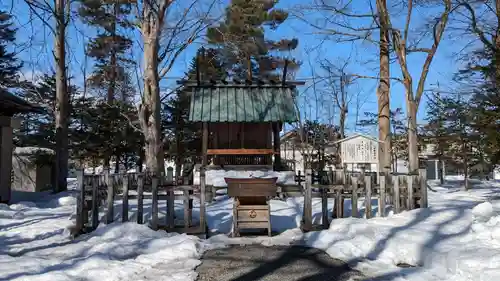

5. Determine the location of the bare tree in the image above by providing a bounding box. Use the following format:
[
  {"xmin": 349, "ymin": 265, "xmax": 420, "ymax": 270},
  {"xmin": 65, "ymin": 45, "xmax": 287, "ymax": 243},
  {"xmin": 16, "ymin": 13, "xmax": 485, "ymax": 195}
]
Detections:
[
  {"xmin": 135, "ymin": 0, "xmax": 215, "ymax": 175},
  {"xmin": 385, "ymin": 0, "xmax": 452, "ymax": 174},
  {"xmin": 376, "ymin": 0, "xmax": 392, "ymax": 177},
  {"xmin": 294, "ymin": 0, "xmax": 393, "ymax": 176},
  {"xmin": 136, "ymin": 0, "xmax": 172, "ymax": 175},
  {"xmin": 320, "ymin": 59, "xmax": 359, "ymax": 140},
  {"xmin": 24, "ymin": 0, "xmax": 70, "ymax": 192}
]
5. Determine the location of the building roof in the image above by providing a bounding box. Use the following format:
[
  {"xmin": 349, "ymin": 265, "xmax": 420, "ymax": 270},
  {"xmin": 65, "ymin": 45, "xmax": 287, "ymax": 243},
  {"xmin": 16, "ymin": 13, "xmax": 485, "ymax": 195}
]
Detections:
[
  {"xmin": 333, "ymin": 133, "xmax": 384, "ymax": 144},
  {"xmin": 0, "ymin": 89, "xmax": 45, "ymax": 116},
  {"xmin": 188, "ymin": 85, "xmax": 298, "ymax": 123}
]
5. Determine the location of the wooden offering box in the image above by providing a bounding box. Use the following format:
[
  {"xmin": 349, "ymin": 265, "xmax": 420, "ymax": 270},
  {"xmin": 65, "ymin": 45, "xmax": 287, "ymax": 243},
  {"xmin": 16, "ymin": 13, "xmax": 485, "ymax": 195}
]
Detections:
[{"xmin": 225, "ymin": 177, "xmax": 278, "ymax": 237}]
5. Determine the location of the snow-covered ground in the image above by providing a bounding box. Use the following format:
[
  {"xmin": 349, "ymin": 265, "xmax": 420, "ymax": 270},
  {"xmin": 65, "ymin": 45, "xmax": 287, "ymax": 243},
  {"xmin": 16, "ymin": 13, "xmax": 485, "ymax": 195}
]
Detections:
[{"xmin": 1, "ymin": 177, "xmax": 500, "ymax": 281}]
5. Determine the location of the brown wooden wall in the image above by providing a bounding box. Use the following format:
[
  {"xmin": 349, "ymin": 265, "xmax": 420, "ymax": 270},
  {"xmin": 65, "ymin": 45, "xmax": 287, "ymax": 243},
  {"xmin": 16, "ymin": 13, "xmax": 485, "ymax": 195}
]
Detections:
[{"xmin": 210, "ymin": 122, "xmax": 273, "ymax": 150}]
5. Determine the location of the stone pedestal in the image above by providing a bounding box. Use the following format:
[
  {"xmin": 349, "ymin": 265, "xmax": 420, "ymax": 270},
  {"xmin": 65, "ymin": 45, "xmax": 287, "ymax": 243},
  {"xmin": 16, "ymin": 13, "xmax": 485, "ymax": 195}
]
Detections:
[{"xmin": 12, "ymin": 147, "xmax": 55, "ymax": 193}]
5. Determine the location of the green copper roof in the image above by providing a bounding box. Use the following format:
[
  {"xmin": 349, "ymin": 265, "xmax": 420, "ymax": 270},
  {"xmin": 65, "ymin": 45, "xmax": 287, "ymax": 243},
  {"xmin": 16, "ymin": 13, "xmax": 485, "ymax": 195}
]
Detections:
[{"xmin": 188, "ymin": 86, "xmax": 298, "ymax": 122}]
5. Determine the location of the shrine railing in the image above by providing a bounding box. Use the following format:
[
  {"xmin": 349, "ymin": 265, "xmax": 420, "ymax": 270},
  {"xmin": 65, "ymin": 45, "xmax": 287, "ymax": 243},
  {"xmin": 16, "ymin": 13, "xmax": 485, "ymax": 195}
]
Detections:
[{"xmin": 213, "ymin": 154, "xmax": 272, "ymax": 166}]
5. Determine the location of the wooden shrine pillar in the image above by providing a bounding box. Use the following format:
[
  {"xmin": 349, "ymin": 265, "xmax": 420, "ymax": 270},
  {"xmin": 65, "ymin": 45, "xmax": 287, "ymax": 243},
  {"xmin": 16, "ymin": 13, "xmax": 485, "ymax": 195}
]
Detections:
[
  {"xmin": 273, "ymin": 122, "xmax": 281, "ymax": 171},
  {"xmin": 200, "ymin": 122, "xmax": 209, "ymax": 231}
]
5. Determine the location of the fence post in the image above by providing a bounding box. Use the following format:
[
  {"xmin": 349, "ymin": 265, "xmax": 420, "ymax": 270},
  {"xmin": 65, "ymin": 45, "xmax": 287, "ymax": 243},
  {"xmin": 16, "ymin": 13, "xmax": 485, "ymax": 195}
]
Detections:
[
  {"xmin": 378, "ymin": 175, "xmax": 386, "ymax": 217},
  {"xmin": 184, "ymin": 186, "xmax": 190, "ymax": 229},
  {"xmin": 351, "ymin": 176, "xmax": 358, "ymax": 217},
  {"xmin": 151, "ymin": 174, "xmax": 159, "ymax": 230},
  {"xmin": 167, "ymin": 177, "xmax": 175, "ymax": 229},
  {"xmin": 340, "ymin": 167, "xmax": 347, "ymax": 218},
  {"xmin": 91, "ymin": 175, "xmax": 99, "ymax": 230},
  {"xmin": 302, "ymin": 168, "xmax": 313, "ymax": 231},
  {"xmin": 365, "ymin": 175, "xmax": 372, "ymax": 219},
  {"xmin": 137, "ymin": 173, "xmax": 144, "ymax": 224},
  {"xmin": 166, "ymin": 167, "xmax": 174, "ymax": 184},
  {"xmin": 393, "ymin": 176, "xmax": 400, "ymax": 214},
  {"xmin": 419, "ymin": 168, "xmax": 428, "ymax": 208},
  {"xmin": 185, "ymin": 175, "xmax": 193, "ymax": 227},
  {"xmin": 76, "ymin": 169, "xmax": 85, "ymax": 232},
  {"xmin": 105, "ymin": 169, "xmax": 114, "ymax": 224},
  {"xmin": 321, "ymin": 185, "xmax": 328, "ymax": 229},
  {"xmin": 407, "ymin": 175, "xmax": 415, "ymax": 210},
  {"xmin": 122, "ymin": 173, "xmax": 129, "ymax": 222}
]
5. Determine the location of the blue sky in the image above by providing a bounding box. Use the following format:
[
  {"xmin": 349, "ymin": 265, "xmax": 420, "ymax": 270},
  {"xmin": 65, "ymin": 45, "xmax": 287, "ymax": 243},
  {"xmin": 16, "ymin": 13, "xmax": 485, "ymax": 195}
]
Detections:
[{"xmin": 4, "ymin": 0, "xmax": 476, "ymax": 136}]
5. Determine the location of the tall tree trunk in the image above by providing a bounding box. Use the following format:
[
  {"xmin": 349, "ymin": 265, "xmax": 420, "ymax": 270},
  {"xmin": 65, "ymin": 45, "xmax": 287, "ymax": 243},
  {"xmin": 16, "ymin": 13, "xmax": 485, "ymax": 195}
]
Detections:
[
  {"xmin": 114, "ymin": 154, "xmax": 120, "ymax": 173},
  {"xmin": 54, "ymin": 0, "xmax": 69, "ymax": 192},
  {"xmin": 137, "ymin": 149, "xmax": 144, "ymax": 172},
  {"xmin": 495, "ymin": 1, "xmax": 500, "ymax": 88},
  {"xmin": 377, "ymin": 0, "xmax": 391, "ymax": 177},
  {"xmin": 439, "ymin": 156, "xmax": 444, "ymax": 185},
  {"xmin": 139, "ymin": 5, "xmax": 165, "ymax": 175},
  {"xmin": 407, "ymin": 100, "xmax": 419, "ymax": 174},
  {"xmin": 108, "ymin": 2, "xmax": 118, "ymax": 103},
  {"xmin": 463, "ymin": 140, "xmax": 469, "ymax": 190},
  {"xmin": 105, "ymin": 2, "xmax": 119, "ymax": 170}
]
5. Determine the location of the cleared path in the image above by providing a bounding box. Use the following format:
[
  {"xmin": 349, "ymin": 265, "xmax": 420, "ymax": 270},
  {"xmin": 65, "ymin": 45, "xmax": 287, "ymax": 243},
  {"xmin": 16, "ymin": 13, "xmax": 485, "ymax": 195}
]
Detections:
[{"xmin": 196, "ymin": 245, "xmax": 364, "ymax": 281}]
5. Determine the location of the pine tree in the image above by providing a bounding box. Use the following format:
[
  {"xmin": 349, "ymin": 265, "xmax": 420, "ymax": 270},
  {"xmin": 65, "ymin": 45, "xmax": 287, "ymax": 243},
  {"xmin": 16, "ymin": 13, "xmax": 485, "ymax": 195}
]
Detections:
[
  {"xmin": 78, "ymin": 0, "xmax": 134, "ymax": 102},
  {"xmin": 0, "ymin": 10, "xmax": 22, "ymax": 89},
  {"xmin": 16, "ymin": 74, "xmax": 57, "ymax": 148},
  {"xmin": 79, "ymin": 0, "xmax": 136, "ymax": 170},
  {"xmin": 424, "ymin": 92, "xmax": 451, "ymax": 184},
  {"xmin": 455, "ymin": 18, "xmax": 500, "ymax": 167},
  {"xmin": 15, "ymin": 74, "xmax": 80, "ymax": 150},
  {"xmin": 206, "ymin": 0, "xmax": 299, "ymax": 80}
]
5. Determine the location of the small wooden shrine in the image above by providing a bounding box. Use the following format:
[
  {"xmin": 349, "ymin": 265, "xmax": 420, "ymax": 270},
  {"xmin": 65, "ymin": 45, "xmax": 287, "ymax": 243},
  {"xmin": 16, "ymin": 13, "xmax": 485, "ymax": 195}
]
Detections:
[
  {"xmin": 182, "ymin": 67, "xmax": 303, "ymax": 236},
  {"xmin": 185, "ymin": 79, "xmax": 302, "ymax": 170}
]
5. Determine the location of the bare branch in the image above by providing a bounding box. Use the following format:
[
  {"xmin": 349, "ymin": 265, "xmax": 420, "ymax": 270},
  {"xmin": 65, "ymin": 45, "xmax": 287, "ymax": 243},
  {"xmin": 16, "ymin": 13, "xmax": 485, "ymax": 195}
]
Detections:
[
  {"xmin": 415, "ymin": 0, "xmax": 452, "ymax": 108},
  {"xmin": 403, "ymin": 0, "xmax": 412, "ymax": 43},
  {"xmin": 460, "ymin": 1, "xmax": 495, "ymax": 51}
]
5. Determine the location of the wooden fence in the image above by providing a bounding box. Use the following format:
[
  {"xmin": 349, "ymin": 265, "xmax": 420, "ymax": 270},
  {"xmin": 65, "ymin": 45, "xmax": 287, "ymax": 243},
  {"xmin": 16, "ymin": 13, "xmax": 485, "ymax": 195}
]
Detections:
[
  {"xmin": 292, "ymin": 168, "xmax": 428, "ymax": 231},
  {"xmin": 74, "ymin": 167, "xmax": 427, "ymax": 236},
  {"xmin": 75, "ymin": 168, "xmax": 206, "ymax": 236}
]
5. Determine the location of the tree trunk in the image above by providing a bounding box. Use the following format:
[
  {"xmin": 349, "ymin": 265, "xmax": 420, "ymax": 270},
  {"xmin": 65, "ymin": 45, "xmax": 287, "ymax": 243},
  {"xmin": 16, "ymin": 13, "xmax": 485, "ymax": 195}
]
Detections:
[
  {"xmin": 407, "ymin": 101, "xmax": 419, "ymax": 175},
  {"xmin": 439, "ymin": 158, "xmax": 444, "ymax": 185},
  {"xmin": 108, "ymin": 2, "xmax": 118, "ymax": 103},
  {"xmin": 339, "ymin": 109, "xmax": 346, "ymax": 140},
  {"xmin": 54, "ymin": 0, "xmax": 69, "ymax": 192},
  {"xmin": 114, "ymin": 154, "xmax": 120, "ymax": 173},
  {"xmin": 137, "ymin": 150, "xmax": 144, "ymax": 172},
  {"xmin": 495, "ymin": 1, "xmax": 500, "ymax": 88},
  {"xmin": 377, "ymin": 0, "xmax": 391, "ymax": 177},
  {"xmin": 139, "ymin": 10, "xmax": 165, "ymax": 176},
  {"xmin": 462, "ymin": 139, "xmax": 470, "ymax": 190}
]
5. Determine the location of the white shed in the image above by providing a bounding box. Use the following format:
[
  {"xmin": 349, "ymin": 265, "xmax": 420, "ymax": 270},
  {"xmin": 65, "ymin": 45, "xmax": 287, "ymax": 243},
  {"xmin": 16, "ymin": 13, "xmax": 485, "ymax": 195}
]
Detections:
[{"xmin": 334, "ymin": 134, "xmax": 383, "ymax": 172}]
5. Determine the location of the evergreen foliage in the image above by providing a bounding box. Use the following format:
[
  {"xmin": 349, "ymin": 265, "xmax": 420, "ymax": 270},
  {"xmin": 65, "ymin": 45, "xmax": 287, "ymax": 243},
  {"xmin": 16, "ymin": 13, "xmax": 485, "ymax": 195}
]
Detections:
[
  {"xmin": 0, "ymin": 10, "xmax": 22, "ymax": 89},
  {"xmin": 206, "ymin": 0, "xmax": 299, "ymax": 80}
]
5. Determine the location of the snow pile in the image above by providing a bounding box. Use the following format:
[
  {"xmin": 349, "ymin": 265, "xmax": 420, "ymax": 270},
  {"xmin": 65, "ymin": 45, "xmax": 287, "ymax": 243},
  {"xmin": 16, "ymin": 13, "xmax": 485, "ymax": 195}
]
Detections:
[
  {"xmin": 292, "ymin": 181, "xmax": 500, "ymax": 281},
  {"xmin": 0, "ymin": 193, "xmax": 204, "ymax": 281},
  {"xmin": 2, "ymin": 174, "xmax": 500, "ymax": 281}
]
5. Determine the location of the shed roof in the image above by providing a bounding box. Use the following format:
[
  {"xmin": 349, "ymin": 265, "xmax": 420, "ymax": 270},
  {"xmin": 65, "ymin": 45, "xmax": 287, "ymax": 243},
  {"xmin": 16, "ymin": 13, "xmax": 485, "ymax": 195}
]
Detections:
[
  {"xmin": 0, "ymin": 89, "xmax": 45, "ymax": 116},
  {"xmin": 188, "ymin": 85, "xmax": 298, "ymax": 123}
]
